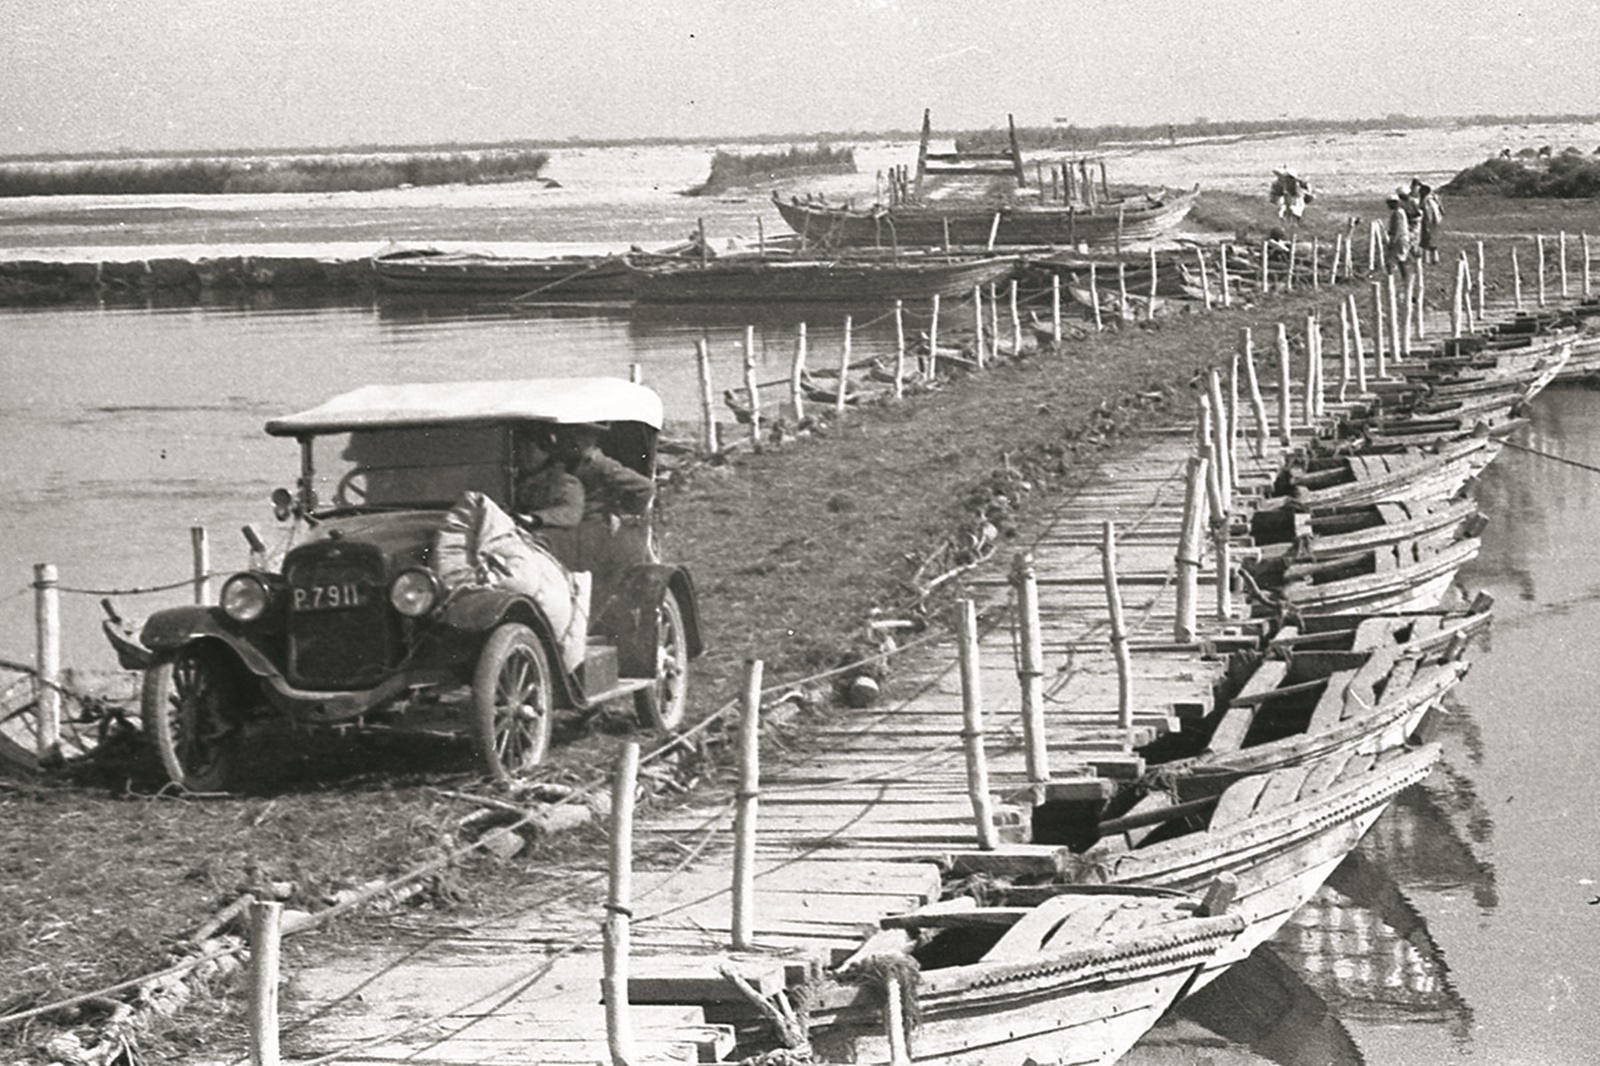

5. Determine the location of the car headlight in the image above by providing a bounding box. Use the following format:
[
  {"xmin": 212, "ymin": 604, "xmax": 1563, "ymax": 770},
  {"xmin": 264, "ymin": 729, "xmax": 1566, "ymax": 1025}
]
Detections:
[
  {"xmin": 389, "ymin": 569, "xmax": 438, "ymax": 618},
  {"xmin": 220, "ymin": 573, "xmax": 272, "ymax": 622}
]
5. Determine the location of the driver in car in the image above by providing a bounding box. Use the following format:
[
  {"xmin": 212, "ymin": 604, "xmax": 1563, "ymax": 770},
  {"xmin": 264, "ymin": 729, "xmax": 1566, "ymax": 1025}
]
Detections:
[{"xmin": 513, "ymin": 426, "xmax": 585, "ymax": 530}]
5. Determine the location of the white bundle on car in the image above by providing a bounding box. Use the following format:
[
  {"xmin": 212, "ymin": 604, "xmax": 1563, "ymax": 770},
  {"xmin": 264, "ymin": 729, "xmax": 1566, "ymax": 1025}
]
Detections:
[{"xmin": 433, "ymin": 491, "xmax": 589, "ymax": 671}]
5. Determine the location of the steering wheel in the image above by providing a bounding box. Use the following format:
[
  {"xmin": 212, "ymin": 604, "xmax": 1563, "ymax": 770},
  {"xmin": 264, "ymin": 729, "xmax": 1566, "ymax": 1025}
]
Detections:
[{"xmin": 334, "ymin": 468, "xmax": 371, "ymax": 508}]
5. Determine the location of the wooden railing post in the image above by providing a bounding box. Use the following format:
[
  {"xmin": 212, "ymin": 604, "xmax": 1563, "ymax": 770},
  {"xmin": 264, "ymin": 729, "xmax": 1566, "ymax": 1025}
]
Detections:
[
  {"xmin": 604, "ymin": 740, "xmax": 640, "ymax": 1066},
  {"xmin": 956, "ymin": 599, "xmax": 998, "ymax": 850},
  {"xmin": 696, "ymin": 339, "xmax": 718, "ymax": 455},
  {"xmin": 731, "ymin": 660, "xmax": 762, "ymax": 950},
  {"xmin": 249, "ymin": 900, "xmax": 283, "ymax": 1066},
  {"xmin": 1241, "ymin": 328, "xmax": 1268, "ymax": 459},
  {"xmin": 32, "ymin": 563, "xmax": 61, "ymax": 763},
  {"xmin": 1174, "ymin": 454, "xmax": 1209, "ymax": 642},
  {"xmin": 1101, "ymin": 522, "xmax": 1133, "ymax": 746},
  {"xmin": 743, "ymin": 325, "xmax": 762, "ymax": 451},
  {"xmin": 1011, "ymin": 554, "xmax": 1049, "ymax": 788}
]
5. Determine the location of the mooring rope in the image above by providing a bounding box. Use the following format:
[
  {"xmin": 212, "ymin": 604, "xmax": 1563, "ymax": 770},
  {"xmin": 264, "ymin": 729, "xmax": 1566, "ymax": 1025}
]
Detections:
[{"xmin": 1501, "ymin": 436, "xmax": 1600, "ymax": 476}]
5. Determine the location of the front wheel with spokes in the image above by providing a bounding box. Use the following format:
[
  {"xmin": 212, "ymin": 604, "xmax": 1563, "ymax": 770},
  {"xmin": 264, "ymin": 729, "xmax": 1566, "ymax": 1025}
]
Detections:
[
  {"xmin": 471, "ymin": 623, "xmax": 555, "ymax": 785},
  {"xmin": 141, "ymin": 644, "xmax": 241, "ymax": 791},
  {"xmin": 634, "ymin": 589, "xmax": 689, "ymax": 732}
]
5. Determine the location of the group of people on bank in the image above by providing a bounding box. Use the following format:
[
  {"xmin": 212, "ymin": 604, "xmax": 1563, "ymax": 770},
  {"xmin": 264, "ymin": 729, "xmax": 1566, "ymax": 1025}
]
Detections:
[{"xmin": 1385, "ymin": 179, "xmax": 1445, "ymax": 277}]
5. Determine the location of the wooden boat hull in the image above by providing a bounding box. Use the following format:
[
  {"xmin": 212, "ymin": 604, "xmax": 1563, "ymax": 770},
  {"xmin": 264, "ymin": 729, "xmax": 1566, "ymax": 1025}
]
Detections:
[
  {"xmin": 1272, "ymin": 436, "xmax": 1489, "ymax": 508},
  {"xmin": 771, "ymin": 187, "xmax": 1200, "ymax": 250},
  {"xmin": 1250, "ymin": 532, "xmax": 1481, "ymax": 616},
  {"xmin": 1055, "ymin": 743, "xmax": 1442, "ymax": 991},
  {"xmin": 372, "ymin": 248, "xmax": 637, "ymax": 298},
  {"xmin": 627, "ymin": 254, "xmax": 1018, "ymax": 303},
  {"xmin": 1247, "ymin": 497, "xmax": 1482, "ymax": 558},
  {"xmin": 808, "ymin": 891, "xmax": 1244, "ymax": 1066}
]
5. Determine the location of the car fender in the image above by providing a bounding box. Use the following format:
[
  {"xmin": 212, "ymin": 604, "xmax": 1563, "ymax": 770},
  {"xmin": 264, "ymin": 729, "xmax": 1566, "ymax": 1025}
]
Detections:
[
  {"xmin": 138, "ymin": 605, "xmax": 283, "ymax": 679},
  {"xmin": 435, "ymin": 587, "xmax": 583, "ymax": 706},
  {"xmin": 595, "ymin": 564, "xmax": 704, "ymax": 677}
]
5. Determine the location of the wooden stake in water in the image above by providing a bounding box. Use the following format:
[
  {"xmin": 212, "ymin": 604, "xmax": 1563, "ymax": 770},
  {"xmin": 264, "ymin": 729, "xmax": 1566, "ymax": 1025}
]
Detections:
[
  {"xmin": 191, "ymin": 525, "xmax": 212, "ymax": 605},
  {"xmin": 696, "ymin": 339, "xmax": 718, "ymax": 455},
  {"xmin": 731, "ymin": 659, "xmax": 762, "ymax": 950},
  {"xmin": 743, "ymin": 325, "xmax": 762, "ymax": 450},
  {"xmin": 893, "ymin": 299, "xmax": 906, "ymax": 398},
  {"xmin": 837, "ymin": 315, "xmax": 852, "ymax": 416},
  {"xmin": 1011, "ymin": 554, "xmax": 1049, "ymax": 787},
  {"xmin": 1101, "ymin": 521, "xmax": 1134, "ymax": 745},
  {"xmin": 1051, "ymin": 275, "xmax": 1062, "ymax": 344},
  {"xmin": 32, "ymin": 563, "xmax": 60, "ymax": 765},
  {"xmin": 790, "ymin": 322, "xmax": 807, "ymax": 425},
  {"xmin": 603, "ymin": 741, "xmax": 639, "ymax": 1066},
  {"xmin": 972, "ymin": 285, "xmax": 986, "ymax": 363},
  {"xmin": 956, "ymin": 599, "xmax": 999, "ymax": 850},
  {"xmin": 1089, "ymin": 262, "xmax": 1103, "ymax": 332}
]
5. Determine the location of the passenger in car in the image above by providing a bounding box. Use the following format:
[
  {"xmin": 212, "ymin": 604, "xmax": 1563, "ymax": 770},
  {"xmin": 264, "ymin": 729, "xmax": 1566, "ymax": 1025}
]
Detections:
[
  {"xmin": 513, "ymin": 427, "xmax": 585, "ymax": 529},
  {"xmin": 559, "ymin": 423, "xmax": 655, "ymax": 519}
]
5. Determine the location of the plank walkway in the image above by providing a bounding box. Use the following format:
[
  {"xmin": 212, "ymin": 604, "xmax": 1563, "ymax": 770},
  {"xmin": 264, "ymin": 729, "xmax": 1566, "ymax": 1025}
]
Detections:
[{"xmin": 278, "ymin": 294, "xmax": 1553, "ymax": 1063}]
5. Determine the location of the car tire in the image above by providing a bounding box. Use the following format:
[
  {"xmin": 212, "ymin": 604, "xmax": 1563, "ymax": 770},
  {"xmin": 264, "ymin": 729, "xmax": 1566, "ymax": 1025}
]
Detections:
[
  {"xmin": 472, "ymin": 623, "xmax": 554, "ymax": 784},
  {"xmin": 634, "ymin": 588, "xmax": 689, "ymax": 733},
  {"xmin": 141, "ymin": 644, "xmax": 240, "ymax": 791}
]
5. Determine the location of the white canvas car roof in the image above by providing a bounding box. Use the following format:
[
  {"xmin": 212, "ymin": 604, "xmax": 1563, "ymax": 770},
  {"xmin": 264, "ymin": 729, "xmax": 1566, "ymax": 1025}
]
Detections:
[{"xmin": 266, "ymin": 377, "xmax": 664, "ymax": 435}]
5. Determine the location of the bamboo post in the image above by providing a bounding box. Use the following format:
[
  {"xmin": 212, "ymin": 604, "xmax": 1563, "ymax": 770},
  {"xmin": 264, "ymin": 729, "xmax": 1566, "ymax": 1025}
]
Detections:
[
  {"xmin": 972, "ymin": 286, "xmax": 987, "ymax": 364},
  {"xmin": 1148, "ymin": 246, "xmax": 1159, "ymax": 319},
  {"xmin": 1286, "ymin": 237, "xmax": 1296, "ymax": 292},
  {"xmin": 1451, "ymin": 257, "xmax": 1465, "ymax": 338},
  {"xmin": 1386, "ymin": 274, "xmax": 1402, "ymax": 371},
  {"xmin": 1011, "ymin": 554, "xmax": 1049, "ymax": 787},
  {"xmin": 1477, "ymin": 240, "xmax": 1486, "ymax": 320},
  {"xmin": 893, "ymin": 299, "xmax": 906, "ymax": 398},
  {"xmin": 956, "ymin": 599, "xmax": 999, "ymax": 850},
  {"xmin": 1338, "ymin": 297, "xmax": 1352, "ymax": 403},
  {"xmin": 603, "ymin": 741, "xmax": 639, "ymax": 1066},
  {"xmin": 1584, "ymin": 233, "xmax": 1593, "ymax": 296},
  {"xmin": 790, "ymin": 322, "xmax": 807, "ymax": 425},
  {"xmin": 1328, "ymin": 234, "xmax": 1340, "ymax": 286},
  {"xmin": 1512, "ymin": 245, "xmax": 1523, "ymax": 310},
  {"xmin": 1311, "ymin": 236, "xmax": 1319, "ymax": 290},
  {"xmin": 1344, "ymin": 219, "xmax": 1356, "ymax": 278},
  {"xmin": 1414, "ymin": 259, "xmax": 1426, "ymax": 342},
  {"xmin": 1373, "ymin": 220, "xmax": 1387, "ymax": 273},
  {"xmin": 1089, "ymin": 262, "xmax": 1103, "ymax": 331},
  {"xmin": 32, "ymin": 563, "xmax": 60, "ymax": 763},
  {"xmin": 731, "ymin": 659, "xmax": 762, "ymax": 950},
  {"xmin": 1259, "ymin": 240, "xmax": 1269, "ymax": 291},
  {"xmin": 1051, "ymin": 274, "xmax": 1061, "ymax": 344},
  {"xmin": 928, "ymin": 295, "xmax": 941, "ymax": 379},
  {"xmin": 1117, "ymin": 263, "xmax": 1129, "ymax": 321},
  {"xmin": 248, "ymin": 900, "xmax": 282, "ymax": 1066},
  {"xmin": 1116, "ymin": 202, "xmax": 1125, "ymax": 255},
  {"xmin": 1174, "ymin": 453, "xmax": 1210, "ymax": 643},
  {"xmin": 1241, "ymin": 328, "xmax": 1269, "ymax": 458},
  {"xmin": 1228, "ymin": 348, "xmax": 1242, "ymax": 489},
  {"xmin": 989, "ymin": 282, "xmax": 1000, "ymax": 358},
  {"xmin": 1537, "ymin": 234, "xmax": 1547, "ymax": 307},
  {"xmin": 1367, "ymin": 220, "xmax": 1379, "ymax": 272},
  {"xmin": 191, "ymin": 525, "xmax": 212, "ymax": 605},
  {"xmin": 1560, "ymin": 231, "xmax": 1570, "ymax": 297},
  {"xmin": 1400, "ymin": 271, "xmax": 1414, "ymax": 356},
  {"xmin": 1460, "ymin": 251, "xmax": 1477, "ymax": 333},
  {"xmin": 1199, "ymin": 393, "xmax": 1222, "ymax": 516},
  {"xmin": 1369, "ymin": 281, "xmax": 1386, "ymax": 378},
  {"xmin": 1101, "ymin": 521, "xmax": 1134, "ymax": 746},
  {"xmin": 837, "ymin": 315, "xmax": 852, "ymax": 415},
  {"xmin": 1206, "ymin": 369, "xmax": 1231, "ymax": 513},
  {"xmin": 743, "ymin": 325, "xmax": 762, "ymax": 450},
  {"xmin": 1197, "ymin": 246, "xmax": 1213, "ymax": 310},
  {"xmin": 1220, "ymin": 243, "xmax": 1232, "ymax": 307},
  {"xmin": 1303, "ymin": 314, "xmax": 1317, "ymax": 427},
  {"xmin": 1009, "ymin": 280, "xmax": 1021, "ymax": 353},
  {"xmin": 1349, "ymin": 293, "xmax": 1368, "ymax": 395},
  {"xmin": 1201, "ymin": 443, "xmax": 1232, "ymax": 621},
  {"xmin": 1275, "ymin": 322, "xmax": 1293, "ymax": 444},
  {"xmin": 696, "ymin": 339, "xmax": 718, "ymax": 455}
]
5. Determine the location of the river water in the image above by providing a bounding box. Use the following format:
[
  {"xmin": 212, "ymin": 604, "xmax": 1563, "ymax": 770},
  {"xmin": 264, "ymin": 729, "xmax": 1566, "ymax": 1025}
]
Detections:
[{"xmin": 4, "ymin": 127, "xmax": 1600, "ymax": 1063}]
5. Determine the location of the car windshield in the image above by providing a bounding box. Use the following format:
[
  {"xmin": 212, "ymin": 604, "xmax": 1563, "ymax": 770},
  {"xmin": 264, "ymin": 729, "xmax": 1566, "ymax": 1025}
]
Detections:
[{"xmin": 311, "ymin": 426, "xmax": 510, "ymax": 511}]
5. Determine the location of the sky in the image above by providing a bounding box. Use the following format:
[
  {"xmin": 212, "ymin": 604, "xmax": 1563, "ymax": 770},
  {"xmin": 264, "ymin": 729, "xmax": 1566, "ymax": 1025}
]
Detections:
[{"xmin": 6, "ymin": 0, "xmax": 1600, "ymax": 156}]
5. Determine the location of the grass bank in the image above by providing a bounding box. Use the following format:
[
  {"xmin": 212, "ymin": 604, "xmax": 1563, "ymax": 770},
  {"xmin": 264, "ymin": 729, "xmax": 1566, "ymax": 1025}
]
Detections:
[
  {"xmin": 0, "ymin": 149, "xmax": 551, "ymax": 197},
  {"xmin": 686, "ymin": 143, "xmax": 856, "ymax": 196}
]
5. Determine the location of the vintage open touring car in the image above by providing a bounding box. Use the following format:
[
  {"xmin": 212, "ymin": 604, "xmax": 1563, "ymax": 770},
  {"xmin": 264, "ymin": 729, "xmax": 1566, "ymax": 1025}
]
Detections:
[{"xmin": 105, "ymin": 377, "xmax": 703, "ymax": 790}]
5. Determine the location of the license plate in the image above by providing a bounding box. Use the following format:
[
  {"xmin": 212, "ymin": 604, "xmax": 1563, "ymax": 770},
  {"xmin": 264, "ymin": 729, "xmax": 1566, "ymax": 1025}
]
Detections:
[{"xmin": 293, "ymin": 582, "xmax": 365, "ymax": 612}]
